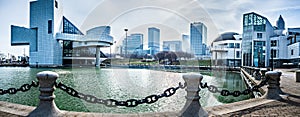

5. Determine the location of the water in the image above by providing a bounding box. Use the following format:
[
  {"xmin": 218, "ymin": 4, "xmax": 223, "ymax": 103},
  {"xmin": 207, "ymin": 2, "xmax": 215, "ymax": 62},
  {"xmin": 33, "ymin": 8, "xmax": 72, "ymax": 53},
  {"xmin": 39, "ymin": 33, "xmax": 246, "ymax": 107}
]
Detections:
[{"xmin": 0, "ymin": 67, "xmax": 249, "ymax": 113}]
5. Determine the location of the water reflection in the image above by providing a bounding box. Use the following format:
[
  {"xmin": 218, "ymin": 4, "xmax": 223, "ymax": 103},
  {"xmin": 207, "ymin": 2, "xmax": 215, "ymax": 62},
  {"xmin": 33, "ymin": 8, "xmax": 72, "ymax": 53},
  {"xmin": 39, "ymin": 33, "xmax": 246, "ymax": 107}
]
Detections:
[{"xmin": 0, "ymin": 67, "xmax": 249, "ymax": 113}]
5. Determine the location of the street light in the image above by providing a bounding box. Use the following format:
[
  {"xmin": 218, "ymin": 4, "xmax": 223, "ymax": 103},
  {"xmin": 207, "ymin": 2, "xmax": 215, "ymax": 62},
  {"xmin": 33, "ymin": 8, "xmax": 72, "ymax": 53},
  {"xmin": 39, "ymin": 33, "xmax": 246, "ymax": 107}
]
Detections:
[
  {"xmin": 124, "ymin": 28, "xmax": 128, "ymax": 58},
  {"xmin": 271, "ymin": 49, "xmax": 274, "ymax": 71}
]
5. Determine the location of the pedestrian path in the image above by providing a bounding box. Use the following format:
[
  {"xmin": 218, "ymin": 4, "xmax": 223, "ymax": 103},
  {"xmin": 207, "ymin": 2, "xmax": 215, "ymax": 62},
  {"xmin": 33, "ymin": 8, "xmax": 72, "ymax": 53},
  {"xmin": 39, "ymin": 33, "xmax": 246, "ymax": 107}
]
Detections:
[{"xmin": 207, "ymin": 68, "xmax": 300, "ymax": 116}]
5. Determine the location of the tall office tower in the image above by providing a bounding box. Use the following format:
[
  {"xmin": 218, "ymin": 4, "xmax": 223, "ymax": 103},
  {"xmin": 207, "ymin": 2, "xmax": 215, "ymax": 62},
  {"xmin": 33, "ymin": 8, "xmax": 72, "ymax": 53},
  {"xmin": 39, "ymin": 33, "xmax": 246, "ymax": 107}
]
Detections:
[
  {"xmin": 124, "ymin": 33, "xmax": 144, "ymax": 55},
  {"xmin": 148, "ymin": 27, "xmax": 160, "ymax": 55},
  {"xmin": 242, "ymin": 12, "xmax": 274, "ymax": 67},
  {"xmin": 190, "ymin": 22, "xmax": 207, "ymax": 57}
]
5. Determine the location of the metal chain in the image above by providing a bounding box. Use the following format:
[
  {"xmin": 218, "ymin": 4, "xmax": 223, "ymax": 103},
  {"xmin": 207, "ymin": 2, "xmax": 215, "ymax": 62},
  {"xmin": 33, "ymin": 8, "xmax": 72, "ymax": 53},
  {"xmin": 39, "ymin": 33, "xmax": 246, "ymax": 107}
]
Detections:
[
  {"xmin": 0, "ymin": 81, "xmax": 39, "ymax": 95},
  {"xmin": 200, "ymin": 76, "xmax": 269, "ymax": 97},
  {"xmin": 55, "ymin": 82, "xmax": 186, "ymax": 107}
]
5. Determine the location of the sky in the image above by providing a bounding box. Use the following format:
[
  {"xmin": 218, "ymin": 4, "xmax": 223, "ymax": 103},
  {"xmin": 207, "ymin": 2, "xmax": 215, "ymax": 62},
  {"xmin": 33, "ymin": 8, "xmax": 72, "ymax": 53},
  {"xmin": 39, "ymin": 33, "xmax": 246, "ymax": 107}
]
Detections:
[{"xmin": 1, "ymin": 0, "xmax": 300, "ymax": 56}]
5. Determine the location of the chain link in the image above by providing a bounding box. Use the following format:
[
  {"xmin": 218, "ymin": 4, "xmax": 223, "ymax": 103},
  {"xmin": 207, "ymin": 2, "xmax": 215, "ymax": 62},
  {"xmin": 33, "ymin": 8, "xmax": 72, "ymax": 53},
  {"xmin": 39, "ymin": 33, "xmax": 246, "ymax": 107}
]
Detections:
[
  {"xmin": 55, "ymin": 82, "xmax": 186, "ymax": 107},
  {"xmin": 200, "ymin": 76, "xmax": 269, "ymax": 97},
  {"xmin": 0, "ymin": 81, "xmax": 39, "ymax": 95}
]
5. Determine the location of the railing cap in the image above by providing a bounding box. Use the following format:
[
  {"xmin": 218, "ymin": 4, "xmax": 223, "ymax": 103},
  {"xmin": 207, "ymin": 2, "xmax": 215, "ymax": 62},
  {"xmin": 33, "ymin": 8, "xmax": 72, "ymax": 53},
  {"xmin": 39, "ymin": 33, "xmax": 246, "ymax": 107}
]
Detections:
[
  {"xmin": 36, "ymin": 71, "xmax": 59, "ymax": 79},
  {"xmin": 260, "ymin": 68, "xmax": 268, "ymax": 71},
  {"xmin": 183, "ymin": 73, "xmax": 203, "ymax": 79},
  {"xmin": 265, "ymin": 71, "xmax": 280, "ymax": 78}
]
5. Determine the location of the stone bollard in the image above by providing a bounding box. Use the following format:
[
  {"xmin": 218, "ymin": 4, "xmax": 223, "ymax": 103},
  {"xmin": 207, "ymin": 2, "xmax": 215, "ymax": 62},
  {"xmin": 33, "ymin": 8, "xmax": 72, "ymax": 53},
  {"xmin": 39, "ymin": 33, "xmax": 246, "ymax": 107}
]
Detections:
[
  {"xmin": 180, "ymin": 74, "xmax": 208, "ymax": 117},
  {"xmin": 296, "ymin": 70, "xmax": 300, "ymax": 82},
  {"xmin": 28, "ymin": 71, "xmax": 61, "ymax": 117},
  {"xmin": 260, "ymin": 68, "xmax": 268, "ymax": 81},
  {"xmin": 263, "ymin": 71, "xmax": 282, "ymax": 100}
]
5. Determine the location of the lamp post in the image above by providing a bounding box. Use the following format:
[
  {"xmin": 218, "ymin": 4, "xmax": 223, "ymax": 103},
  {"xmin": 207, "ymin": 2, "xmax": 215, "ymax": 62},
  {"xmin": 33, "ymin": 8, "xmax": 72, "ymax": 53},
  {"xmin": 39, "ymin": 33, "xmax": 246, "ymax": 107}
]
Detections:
[
  {"xmin": 124, "ymin": 29, "xmax": 128, "ymax": 58},
  {"xmin": 233, "ymin": 43, "xmax": 236, "ymax": 69},
  {"xmin": 271, "ymin": 49, "xmax": 274, "ymax": 71}
]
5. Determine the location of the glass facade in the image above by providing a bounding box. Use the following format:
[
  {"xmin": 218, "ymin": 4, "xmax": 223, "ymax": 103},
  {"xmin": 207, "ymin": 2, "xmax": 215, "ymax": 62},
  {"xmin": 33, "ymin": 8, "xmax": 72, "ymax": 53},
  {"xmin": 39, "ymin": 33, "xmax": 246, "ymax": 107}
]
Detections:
[
  {"xmin": 124, "ymin": 33, "xmax": 144, "ymax": 55},
  {"xmin": 148, "ymin": 27, "xmax": 160, "ymax": 55},
  {"xmin": 63, "ymin": 17, "xmax": 83, "ymax": 35},
  {"xmin": 253, "ymin": 41, "xmax": 265, "ymax": 67},
  {"xmin": 63, "ymin": 40, "xmax": 73, "ymax": 57},
  {"xmin": 190, "ymin": 22, "xmax": 207, "ymax": 57},
  {"xmin": 242, "ymin": 12, "xmax": 268, "ymax": 66}
]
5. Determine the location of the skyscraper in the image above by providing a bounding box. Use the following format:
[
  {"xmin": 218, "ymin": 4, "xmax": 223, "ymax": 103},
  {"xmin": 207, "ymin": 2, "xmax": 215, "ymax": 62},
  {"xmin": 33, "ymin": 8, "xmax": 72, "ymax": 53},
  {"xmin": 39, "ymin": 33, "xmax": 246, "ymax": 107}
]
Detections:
[
  {"xmin": 122, "ymin": 33, "xmax": 143, "ymax": 55},
  {"xmin": 148, "ymin": 27, "xmax": 160, "ymax": 55},
  {"xmin": 190, "ymin": 22, "xmax": 207, "ymax": 57}
]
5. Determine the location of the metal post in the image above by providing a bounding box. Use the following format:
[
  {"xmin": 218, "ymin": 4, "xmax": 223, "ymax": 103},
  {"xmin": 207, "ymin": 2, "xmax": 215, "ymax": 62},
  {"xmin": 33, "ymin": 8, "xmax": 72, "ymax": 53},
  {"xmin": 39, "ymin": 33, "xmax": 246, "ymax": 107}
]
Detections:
[
  {"xmin": 234, "ymin": 43, "xmax": 236, "ymax": 69},
  {"xmin": 263, "ymin": 71, "xmax": 282, "ymax": 100},
  {"xmin": 124, "ymin": 28, "xmax": 128, "ymax": 58},
  {"xmin": 271, "ymin": 49, "xmax": 274, "ymax": 71},
  {"xmin": 180, "ymin": 74, "xmax": 208, "ymax": 117},
  {"xmin": 28, "ymin": 71, "xmax": 61, "ymax": 117}
]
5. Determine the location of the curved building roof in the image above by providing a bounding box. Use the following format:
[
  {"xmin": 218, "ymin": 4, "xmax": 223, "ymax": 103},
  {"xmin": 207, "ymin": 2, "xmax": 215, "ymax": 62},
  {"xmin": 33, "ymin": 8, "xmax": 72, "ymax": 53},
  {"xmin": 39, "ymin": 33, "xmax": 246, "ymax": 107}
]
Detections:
[{"xmin": 213, "ymin": 32, "xmax": 239, "ymax": 42}]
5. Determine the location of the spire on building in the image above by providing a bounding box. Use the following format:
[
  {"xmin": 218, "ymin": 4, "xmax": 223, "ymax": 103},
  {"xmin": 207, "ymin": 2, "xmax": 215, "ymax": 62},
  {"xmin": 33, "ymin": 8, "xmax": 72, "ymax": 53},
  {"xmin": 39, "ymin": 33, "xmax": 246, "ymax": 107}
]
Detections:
[{"xmin": 276, "ymin": 15, "xmax": 285, "ymax": 30}]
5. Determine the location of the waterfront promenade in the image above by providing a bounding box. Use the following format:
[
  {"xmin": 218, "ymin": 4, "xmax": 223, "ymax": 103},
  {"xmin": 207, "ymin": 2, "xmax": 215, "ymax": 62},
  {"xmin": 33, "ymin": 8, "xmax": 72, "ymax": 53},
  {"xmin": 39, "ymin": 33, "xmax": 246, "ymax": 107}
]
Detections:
[
  {"xmin": 207, "ymin": 68, "xmax": 300, "ymax": 116},
  {"xmin": 0, "ymin": 68, "xmax": 299, "ymax": 116}
]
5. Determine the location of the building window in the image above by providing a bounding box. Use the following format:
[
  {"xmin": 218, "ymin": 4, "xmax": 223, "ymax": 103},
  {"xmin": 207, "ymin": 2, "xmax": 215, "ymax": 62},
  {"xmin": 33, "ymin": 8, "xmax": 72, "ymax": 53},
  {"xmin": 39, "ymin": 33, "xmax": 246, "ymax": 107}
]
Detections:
[
  {"xmin": 236, "ymin": 51, "xmax": 240, "ymax": 58},
  {"xmin": 291, "ymin": 49, "xmax": 294, "ymax": 55},
  {"xmin": 271, "ymin": 49, "xmax": 277, "ymax": 58},
  {"xmin": 271, "ymin": 40, "xmax": 277, "ymax": 47},
  {"xmin": 235, "ymin": 43, "xmax": 240, "ymax": 48},
  {"xmin": 229, "ymin": 43, "xmax": 234, "ymax": 48},
  {"xmin": 257, "ymin": 33, "xmax": 262, "ymax": 38},
  {"xmin": 48, "ymin": 20, "xmax": 52, "ymax": 34},
  {"xmin": 55, "ymin": 1, "xmax": 58, "ymax": 8}
]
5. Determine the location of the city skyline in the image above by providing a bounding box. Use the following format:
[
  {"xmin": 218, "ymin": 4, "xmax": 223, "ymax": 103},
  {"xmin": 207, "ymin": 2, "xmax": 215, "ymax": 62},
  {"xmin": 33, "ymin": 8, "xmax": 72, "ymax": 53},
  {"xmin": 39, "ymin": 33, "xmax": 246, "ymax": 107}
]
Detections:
[{"xmin": 1, "ymin": 0, "xmax": 300, "ymax": 56}]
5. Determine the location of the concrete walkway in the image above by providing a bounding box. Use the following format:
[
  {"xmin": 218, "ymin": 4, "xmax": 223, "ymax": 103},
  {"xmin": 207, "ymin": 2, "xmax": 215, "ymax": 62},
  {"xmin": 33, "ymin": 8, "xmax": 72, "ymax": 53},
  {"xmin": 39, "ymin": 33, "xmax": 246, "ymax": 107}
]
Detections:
[{"xmin": 207, "ymin": 68, "xmax": 300, "ymax": 116}]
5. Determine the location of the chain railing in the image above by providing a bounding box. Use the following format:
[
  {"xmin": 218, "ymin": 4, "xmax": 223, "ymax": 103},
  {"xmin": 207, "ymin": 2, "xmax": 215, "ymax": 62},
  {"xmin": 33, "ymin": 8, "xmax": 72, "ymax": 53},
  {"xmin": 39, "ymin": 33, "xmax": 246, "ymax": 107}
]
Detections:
[
  {"xmin": 0, "ymin": 70, "xmax": 282, "ymax": 117},
  {"xmin": 0, "ymin": 81, "xmax": 39, "ymax": 95},
  {"xmin": 199, "ymin": 76, "xmax": 269, "ymax": 97},
  {"xmin": 55, "ymin": 81, "xmax": 186, "ymax": 107}
]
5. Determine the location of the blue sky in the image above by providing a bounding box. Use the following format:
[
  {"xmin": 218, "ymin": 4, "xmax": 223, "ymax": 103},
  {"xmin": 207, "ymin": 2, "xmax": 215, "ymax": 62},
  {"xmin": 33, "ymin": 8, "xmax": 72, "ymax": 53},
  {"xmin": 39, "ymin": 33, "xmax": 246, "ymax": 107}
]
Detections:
[{"xmin": 1, "ymin": 0, "xmax": 300, "ymax": 56}]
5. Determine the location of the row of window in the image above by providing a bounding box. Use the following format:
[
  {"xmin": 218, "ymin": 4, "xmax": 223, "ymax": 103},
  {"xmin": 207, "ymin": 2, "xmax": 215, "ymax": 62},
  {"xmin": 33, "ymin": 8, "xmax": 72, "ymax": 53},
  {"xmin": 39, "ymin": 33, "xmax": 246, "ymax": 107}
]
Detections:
[{"xmin": 227, "ymin": 43, "xmax": 240, "ymax": 48}]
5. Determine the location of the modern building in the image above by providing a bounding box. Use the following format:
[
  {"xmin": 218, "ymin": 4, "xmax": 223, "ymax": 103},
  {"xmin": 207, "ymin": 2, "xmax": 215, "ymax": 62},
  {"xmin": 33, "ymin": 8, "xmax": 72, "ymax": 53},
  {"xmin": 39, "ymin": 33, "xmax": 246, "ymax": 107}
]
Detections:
[
  {"xmin": 190, "ymin": 22, "xmax": 207, "ymax": 57},
  {"xmin": 163, "ymin": 41, "xmax": 182, "ymax": 52},
  {"xmin": 122, "ymin": 33, "xmax": 144, "ymax": 56},
  {"xmin": 286, "ymin": 28, "xmax": 300, "ymax": 66},
  {"xmin": 11, "ymin": 0, "xmax": 113, "ymax": 67},
  {"xmin": 211, "ymin": 32, "xmax": 242, "ymax": 67},
  {"xmin": 148, "ymin": 27, "xmax": 160, "ymax": 55},
  {"xmin": 182, "ymin": 34, "xmax": 190, "ymax": 53},
  {"xmin": 269, "ymin": 15, "xmax": 288, "ymax": 67},
  {"xmin": 242, "ymin": 12, "xmax": 274, "ymax": 67}
]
